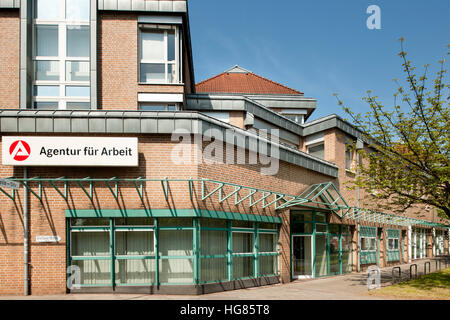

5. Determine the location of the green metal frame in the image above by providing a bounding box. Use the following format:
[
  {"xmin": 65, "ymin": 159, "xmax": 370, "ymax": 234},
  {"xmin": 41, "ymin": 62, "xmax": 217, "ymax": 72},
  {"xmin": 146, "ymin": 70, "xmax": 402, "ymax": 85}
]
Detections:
[
  {"xmin": 386, "ymin": 229, "xmax": 401, "ymax": 262},
  {"xmin": 2, "ymin": 176, "xmax": 449, "ymax": 230},
  {"xmin": 0, "ymin": 177, "xmax": 16, "ymax": 200},
  {"xmin": 65, "ymin": 208, "xmax": 282, "ymax": 224},
  {"xmin": 359, "ymin": 226, "xmax": 377, "ymax": 265},
  {"xmin": 67, "ymin": 217, "xmax": 279, "ymax": 288},
  {"xmin": 290, "ymin": 211, "xmax": 354, "ymax": 280}
]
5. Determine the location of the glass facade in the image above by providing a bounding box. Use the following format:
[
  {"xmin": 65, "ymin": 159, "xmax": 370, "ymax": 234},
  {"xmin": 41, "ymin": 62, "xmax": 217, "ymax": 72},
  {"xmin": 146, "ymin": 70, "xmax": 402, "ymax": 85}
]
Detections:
[
  {"xmin": 412, "ymin": 228, "xmax": 427, "ymax": 260},
  {"xmin": 291, "ymin": 211, "xmax": 353, "ymax": 279},
  {"xmin": 68, "ymin": 217, "xmax": 279, "ymax": 287},
  {"xmin": 33, "ymin": 0, "xmax": 91, "ymax": 110},
  {"xmin": 435, "ymin": 230, "xmax": 445, "ymax": 256}
]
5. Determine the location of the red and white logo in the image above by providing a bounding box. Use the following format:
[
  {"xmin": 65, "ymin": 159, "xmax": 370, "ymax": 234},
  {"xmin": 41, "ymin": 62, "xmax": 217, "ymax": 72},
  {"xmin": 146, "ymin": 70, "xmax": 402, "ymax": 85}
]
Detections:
[{"xmin": 9, "ymin": 140, "xmax": 31, "ymax": 161}]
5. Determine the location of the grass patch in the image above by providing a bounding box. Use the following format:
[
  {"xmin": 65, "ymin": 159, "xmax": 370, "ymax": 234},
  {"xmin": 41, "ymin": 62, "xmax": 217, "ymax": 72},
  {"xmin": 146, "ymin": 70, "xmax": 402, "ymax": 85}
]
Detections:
[{"xmin": 369, "ymin": 268, "xmax": 450, "ymax": 300}]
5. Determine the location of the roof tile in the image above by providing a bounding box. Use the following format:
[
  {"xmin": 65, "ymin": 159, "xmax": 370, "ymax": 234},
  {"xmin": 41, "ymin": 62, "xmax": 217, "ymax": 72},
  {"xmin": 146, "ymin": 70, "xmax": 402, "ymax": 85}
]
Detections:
[{"xmin": 196, "ymin": 67, "xmax": 303, "ymax": 95}]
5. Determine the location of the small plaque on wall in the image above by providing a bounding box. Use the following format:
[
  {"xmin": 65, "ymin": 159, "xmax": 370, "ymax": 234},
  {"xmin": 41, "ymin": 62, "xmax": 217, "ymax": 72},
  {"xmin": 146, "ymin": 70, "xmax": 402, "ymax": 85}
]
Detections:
[{"xmin": 35, "ymin": 236, "xmax": 61, "ymax": 243}]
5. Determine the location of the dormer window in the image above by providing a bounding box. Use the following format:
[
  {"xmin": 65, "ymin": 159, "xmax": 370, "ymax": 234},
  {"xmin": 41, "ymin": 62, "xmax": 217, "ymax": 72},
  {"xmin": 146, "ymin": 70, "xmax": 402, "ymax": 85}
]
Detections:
[{"xmin": 139, "ymin": 24, "xmax": 181, "ymax": 84}]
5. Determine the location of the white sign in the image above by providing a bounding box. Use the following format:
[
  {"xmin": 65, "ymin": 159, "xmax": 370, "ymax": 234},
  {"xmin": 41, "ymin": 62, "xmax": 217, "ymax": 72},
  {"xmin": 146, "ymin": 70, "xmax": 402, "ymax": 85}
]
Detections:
[
  {"xmin": 36, "ymin": 235, "xmax": 61, "ymax": 243},
  {"xmin": 0, "ymin": 178, "xmax": 21, "ymax": 190},
  {"xmin": 2, "ymin": 136, "xmax": 138, "ymax": 167}
]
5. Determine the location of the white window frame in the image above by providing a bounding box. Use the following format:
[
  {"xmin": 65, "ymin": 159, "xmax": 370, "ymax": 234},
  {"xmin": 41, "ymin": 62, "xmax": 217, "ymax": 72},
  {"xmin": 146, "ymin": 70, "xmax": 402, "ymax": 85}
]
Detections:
[
  {"xmin": 114, "ymin": 229, "xmax": 156, "ymax": 258},
  {"xmin": 258, "ymin": 232, "xmax": 278, "ymax": 254},
  {"xmin": 361, "ymin": 236, "xmax": 377, "ymax": 252},
  {"xmin": 139, "ymin": 103, "xmax": 179, "ymax": 111},
  {"xmin": 387, "ymin": 238, "xmax": 399, "ymax": 251},
  {"xmin": 345, "ymin": 143, "xmax": 355, "ymax": 172},
  {"xmin": 232, "ymin": 231, "xmax": 255, "ymax": 255},
  {"xmin": 283, "ymin": 114, "xmax": 304, "ymax": 124},
  {"xmin": 139, "ymin": 25, "xmax": 182, "ymax": 85},
  {"xmin": 32, "ymin": 0, "xmax": 91, "ymax": 110},
  {"xmin": 306, "ymin": 142, "xmax": 325, "ymax": 159}
]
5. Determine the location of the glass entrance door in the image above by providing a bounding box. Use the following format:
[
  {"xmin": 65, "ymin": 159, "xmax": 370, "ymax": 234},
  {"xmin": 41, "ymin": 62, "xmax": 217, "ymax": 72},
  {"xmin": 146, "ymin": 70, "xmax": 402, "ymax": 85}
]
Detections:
[{"xmin": 292, "ymin": 235, "xmax": 313, "ymax": 279}]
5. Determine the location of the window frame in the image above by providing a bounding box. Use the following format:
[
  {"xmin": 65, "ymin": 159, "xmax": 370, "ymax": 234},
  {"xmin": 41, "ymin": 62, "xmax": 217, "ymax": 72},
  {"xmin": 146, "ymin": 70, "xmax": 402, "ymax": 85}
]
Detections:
[
  {"xmin": 139, "ymin": 25, "xmax": 182, "ymax": 85},
  {"xmin": 139, "ymin": 103, "xmax": 179, "ymax": 111},
  {"xmin": 32, "ymin": 0, "xmax": 91, "ymax": 110},
  {"xmin": 345, "ymin": 143, "xmax": 355, "ymax": 172},
  {"xmin": 360, "ymin": 236, "xmax": 377, "ymax": 252},
  {"xmin": 306, "ymin": 142, "xmax": 325, "ymax": 160}
]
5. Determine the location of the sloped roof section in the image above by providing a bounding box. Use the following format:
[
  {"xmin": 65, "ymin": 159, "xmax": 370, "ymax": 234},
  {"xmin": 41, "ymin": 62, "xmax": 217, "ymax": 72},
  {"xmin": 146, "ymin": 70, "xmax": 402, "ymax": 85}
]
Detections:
[
  {"xmin": 98, "ymin": 0, "xmax": 187, "ymax": 12},
  {"xmin": 196, "ymin": 65, "xmax": 304, "ymax": 95}
]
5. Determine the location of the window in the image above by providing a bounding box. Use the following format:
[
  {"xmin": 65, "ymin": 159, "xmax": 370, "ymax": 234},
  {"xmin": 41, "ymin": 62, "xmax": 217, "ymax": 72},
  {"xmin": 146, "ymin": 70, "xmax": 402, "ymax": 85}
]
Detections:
[
  {"xmin": 33, "ymin": 0, "xmax": 90, "ymax": 110},
  {"xmin": 307, "ymin": 143, "xmax": 325, "ymax": 160},
  {"xmin": 139, "ymin": 25, "xmax": 181, "ymax": 84},
  {"xmin": 316, "ymin": 224, "xmax": 327, "ymax": 233},
  {"xmin": 388, "ymin": 238, "xmax": 399, "ymax": 250},
  {"xmin": 345, "ymin": 143, "xmax": 354, "ymax": 171},
  {"xmin": 361, "ymin": 237, "xmax": 377, "ymax": 251},
  {"xmin": 258, "ymin": 232, "xmax": 278, "ymax": 276},
  {"xmin": 139, "ymin": 103, "xmax": 179, "ymax": 111},
  {"xmin": 232, "ymin": 232, "xmax": 254, "ymax": 254},
  {"xmin": 283, "ymin": 114, "xmax": 304, "ymax": 124}
]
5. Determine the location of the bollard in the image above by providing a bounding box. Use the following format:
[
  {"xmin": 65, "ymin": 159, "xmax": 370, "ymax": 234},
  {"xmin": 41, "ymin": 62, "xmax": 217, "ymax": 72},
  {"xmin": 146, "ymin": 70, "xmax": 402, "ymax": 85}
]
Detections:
[
  {"xmin": 392, "ymin": 267, "xmax": 401, "ymax": 283},
  {"xmin": 410, "ymin": 264, "xmax": 418, "ymax": 279},
  {"xmin": 424, "ymin": 261, "xmax": 431, "ymax": 274},
  {"xmin": 367, "ymin": 266, "xmax": 381, "ymax": 290}
]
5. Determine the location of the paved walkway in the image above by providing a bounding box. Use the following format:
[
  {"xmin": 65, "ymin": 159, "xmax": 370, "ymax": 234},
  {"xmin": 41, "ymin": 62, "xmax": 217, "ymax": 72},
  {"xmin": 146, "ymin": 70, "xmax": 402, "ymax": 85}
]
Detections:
[{"xmin": 1, "ymin": 257, "xmax": 449, "ymax": 300}]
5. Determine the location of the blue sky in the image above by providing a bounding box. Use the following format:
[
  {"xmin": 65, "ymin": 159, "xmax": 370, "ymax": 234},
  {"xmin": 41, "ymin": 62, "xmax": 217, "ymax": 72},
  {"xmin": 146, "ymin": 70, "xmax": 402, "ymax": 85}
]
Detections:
[{"xmin": 188, "ymin": 0, "xmax": 449, "ymax": 121}]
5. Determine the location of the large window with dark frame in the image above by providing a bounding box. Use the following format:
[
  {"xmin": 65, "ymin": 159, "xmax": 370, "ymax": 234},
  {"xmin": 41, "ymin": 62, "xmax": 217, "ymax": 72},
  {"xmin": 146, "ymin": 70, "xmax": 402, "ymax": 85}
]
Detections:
[
  {"xmin": 68, "ymin": 217, "xmax": 279, "ymax": 288},
  {"xmin": 33, "ymin": 0, "xmax": 91, "ymax": 110}
]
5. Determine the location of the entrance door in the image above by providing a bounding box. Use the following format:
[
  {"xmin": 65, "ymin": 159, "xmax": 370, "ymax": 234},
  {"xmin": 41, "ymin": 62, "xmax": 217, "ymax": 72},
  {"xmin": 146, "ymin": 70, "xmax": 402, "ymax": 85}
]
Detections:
[{"xmin": 292, "ymin": 235, "xmax": 313, "ymax": 279}]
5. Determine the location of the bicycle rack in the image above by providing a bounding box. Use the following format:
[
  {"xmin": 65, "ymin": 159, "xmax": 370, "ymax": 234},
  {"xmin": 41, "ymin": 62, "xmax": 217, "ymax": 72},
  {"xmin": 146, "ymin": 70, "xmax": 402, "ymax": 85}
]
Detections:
[
  {"xmin": 424, "ymin": 261, "xmax": 431, "ymax": 274},
  {"xmin": 435, "ymin": 259, "xmax": 442, "ymax": 270},
  {"xmin": 392, "ymin": 267, "xmax": 402, "ymax": 283},
  {"xmin": 410, "ymin": 264, "xmax": 418, "ymax": 279}
]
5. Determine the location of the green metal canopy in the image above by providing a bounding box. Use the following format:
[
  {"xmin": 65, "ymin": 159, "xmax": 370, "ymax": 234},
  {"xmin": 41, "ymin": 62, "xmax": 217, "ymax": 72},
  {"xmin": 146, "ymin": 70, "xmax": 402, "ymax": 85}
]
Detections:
[
  {"xmin": 0, "ymin": 176, "xmax": 448, "ymax": 230},
  {"xmin": 276, "ymin": 182, "xmax": 349, "ymax": 216}
]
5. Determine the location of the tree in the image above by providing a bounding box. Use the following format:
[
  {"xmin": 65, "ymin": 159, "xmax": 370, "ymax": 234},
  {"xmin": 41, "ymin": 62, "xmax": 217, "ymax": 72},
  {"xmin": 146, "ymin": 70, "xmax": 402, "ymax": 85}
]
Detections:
[{"xmin": 335, "ymin": 39, "xmax": 450, "ymax": 220}]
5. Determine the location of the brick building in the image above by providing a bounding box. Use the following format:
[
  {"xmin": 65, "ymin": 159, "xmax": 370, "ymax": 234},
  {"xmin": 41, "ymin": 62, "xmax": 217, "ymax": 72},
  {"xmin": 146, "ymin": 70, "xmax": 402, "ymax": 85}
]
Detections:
[{"xmin": 0, "ymin": 0, "xmax": 448, "ymax": 296}]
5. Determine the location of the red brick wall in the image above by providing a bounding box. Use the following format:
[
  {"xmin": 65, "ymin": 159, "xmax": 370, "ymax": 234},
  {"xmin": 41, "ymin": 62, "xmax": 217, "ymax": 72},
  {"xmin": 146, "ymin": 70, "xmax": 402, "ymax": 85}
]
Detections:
[
  {"xmin": 98, "ymin": 12, "xmax": 187, "ymax": 110},
  {"xmin": 0, "ymin": 10, "xmax": 19, "ymax": 110},
  {"xmin": 0, "ymin": 133, "xmax": 333, "ymax": 294}
]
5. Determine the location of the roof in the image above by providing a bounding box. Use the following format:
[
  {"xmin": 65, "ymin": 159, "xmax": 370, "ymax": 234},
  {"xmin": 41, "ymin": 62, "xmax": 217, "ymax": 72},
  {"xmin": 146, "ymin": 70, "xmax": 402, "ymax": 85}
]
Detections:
[
  {"xmin": 196, "ymin": 65, "xmax": 304, "ymax": 95},
  {"xmin": 0, "ymin": 1, "xmax": 188, "ymax": 11}
]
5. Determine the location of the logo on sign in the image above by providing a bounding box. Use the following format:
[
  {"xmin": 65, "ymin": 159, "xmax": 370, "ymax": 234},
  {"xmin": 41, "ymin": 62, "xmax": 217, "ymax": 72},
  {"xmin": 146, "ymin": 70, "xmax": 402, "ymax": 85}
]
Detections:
[{"xmin": 9, "ymin": 140, "xmax": 31, "ymax": 161}]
